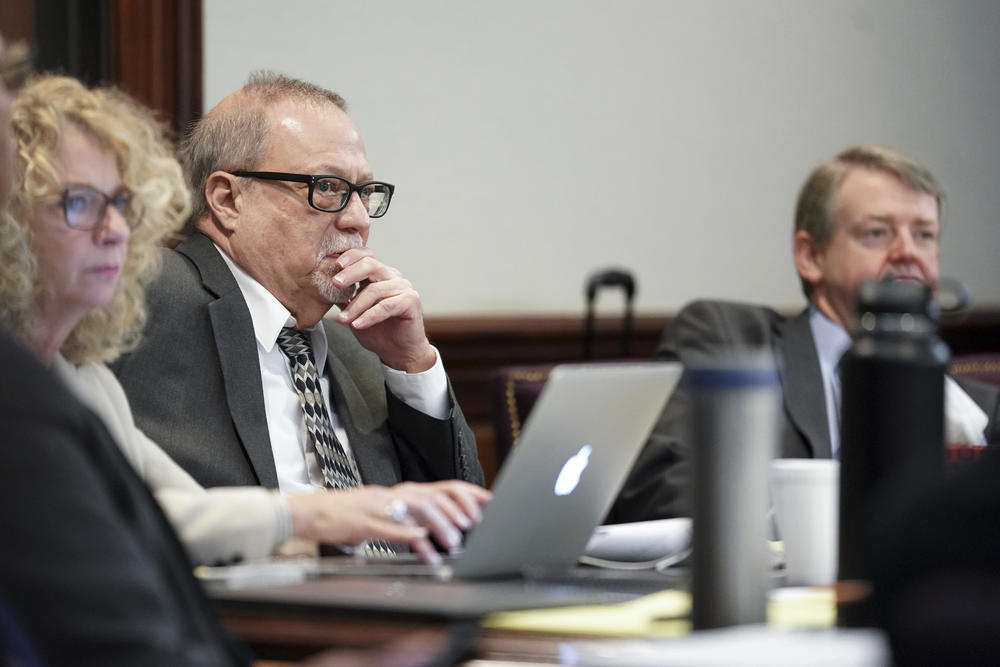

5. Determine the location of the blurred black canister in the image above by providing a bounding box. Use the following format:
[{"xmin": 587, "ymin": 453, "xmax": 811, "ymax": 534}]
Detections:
[
  {"xmin": 690, "ymin": 352, "xmax": 780, "ymax": 630},
  {"xmin": 837, "ymin": 279, "xmax": 949, "ymax": 625}
]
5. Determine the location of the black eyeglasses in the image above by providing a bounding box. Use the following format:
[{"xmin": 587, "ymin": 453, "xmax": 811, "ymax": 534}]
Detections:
[
  {"xmin": 52, "ymin": 185, "xmax": 142, "ymax": 231},
  {"xmin": 231, "ymin": 171, "xmax": 395, "ymax": 218}
]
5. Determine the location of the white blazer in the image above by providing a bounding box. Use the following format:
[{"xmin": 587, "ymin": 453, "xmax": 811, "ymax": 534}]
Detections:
[{"xmin": 53, "ymin": 355, "xmax": 291, "ymax": 565}]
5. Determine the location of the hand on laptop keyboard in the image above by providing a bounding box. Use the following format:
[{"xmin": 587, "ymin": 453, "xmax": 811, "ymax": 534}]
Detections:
[{"xmin": 286, "ymin": 481, "xmax": 492, "ymax": 565}]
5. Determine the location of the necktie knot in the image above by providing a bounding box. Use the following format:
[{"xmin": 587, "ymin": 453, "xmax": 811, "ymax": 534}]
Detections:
[{"xmin": 276, "ymin": 327, "xmax": 313, "ymax": 363}]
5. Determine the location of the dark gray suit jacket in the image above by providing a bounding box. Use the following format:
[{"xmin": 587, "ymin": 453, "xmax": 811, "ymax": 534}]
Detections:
[
  {"xmin": 114, "ymin": 233, "xmax": 483, "ymax": 490},
  {"xmin": 608, "ymin": 299, "xmax": 1000, "ymax": 522}
]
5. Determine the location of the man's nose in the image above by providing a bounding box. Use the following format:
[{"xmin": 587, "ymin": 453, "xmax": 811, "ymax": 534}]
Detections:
[
  {"xmin": 888, "ymin": 227, "xmax": 918, "ymax": 260},
  {"xmin": 335, "ymin": 191, "xmax": 372, "ymax": 234}
]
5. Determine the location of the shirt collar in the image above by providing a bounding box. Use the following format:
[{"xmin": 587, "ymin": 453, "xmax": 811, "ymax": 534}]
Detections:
[
  {"xmin": 809, "ymin": 305, "xmax": 852, "ymax": 371},
  {"xmin": 213, "ymin": 244, "xmax": 327, "ymax": 357}
]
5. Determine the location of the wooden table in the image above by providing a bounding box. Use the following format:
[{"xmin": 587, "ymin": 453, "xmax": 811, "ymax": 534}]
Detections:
[{"xmin": 209, "ymin": 568, "xmax": 685, "ymax": 664}]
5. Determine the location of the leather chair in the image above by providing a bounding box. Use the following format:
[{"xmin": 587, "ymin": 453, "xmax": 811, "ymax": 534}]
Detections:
[
  {"xmin": 490, "ymin": 363, "xmax": 556, "ymax": 466},
  {"xmin": 949, "ymin": 353, "xmax": 1000, "ymax": 387},
  {"xmin": 945, "ymin": 353, "xmax": 1000, "ymax": 471}
]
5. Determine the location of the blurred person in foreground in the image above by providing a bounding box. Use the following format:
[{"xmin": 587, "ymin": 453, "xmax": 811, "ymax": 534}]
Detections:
[
  {"xmin": 868, "ymin": 443, "xmax": 1000, "ymax": 665},
  {"xmin": 610, "ymin": 144, "xmax": 1000, "ymax": 523},
  {"xmin": 0, "ymin": 33, "xmax": 13, "ymax": 199},
  {"xmin": 0, "ymin": 52, "xmax": 247, "ymax": 667},
  {"xmin": 113, "ymin": 72, "xmax": 486, "ymax": 539},
  {"xmin": 0, "ymin": 74, "xmax": 488, "ymax": 567}
]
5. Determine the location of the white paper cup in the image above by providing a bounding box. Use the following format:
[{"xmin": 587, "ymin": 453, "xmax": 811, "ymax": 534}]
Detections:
[{"xmin": 768, "ymin": 459, "xmax": 839, "ymax": 586}]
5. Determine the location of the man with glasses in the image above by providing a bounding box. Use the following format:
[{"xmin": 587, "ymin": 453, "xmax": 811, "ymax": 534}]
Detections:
[
  {"xmin": 609, "ymin": 144, "xmax": 1000, "ymax": 523},
  {"xmin": 115, "ymin": 72, "xmax": 486, "ymax": 548}
]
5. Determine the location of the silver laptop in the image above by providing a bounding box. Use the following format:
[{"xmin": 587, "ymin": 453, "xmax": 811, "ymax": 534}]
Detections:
[
  {"xmin": 345, "ymin": 361, "xmax": 682, "ymax": 580},
  {"xmin": 448, "ymin": 361, "xmax": 682, "ymax": 578},
  {"xmin": 203, "ymin": 361, "xmax": 682, "ymax": 586}
]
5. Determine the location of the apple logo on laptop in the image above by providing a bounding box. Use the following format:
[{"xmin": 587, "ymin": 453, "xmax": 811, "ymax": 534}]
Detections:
[{"xmin": 554, "ymin": 444, "xmax": 592, "ymax": 496}]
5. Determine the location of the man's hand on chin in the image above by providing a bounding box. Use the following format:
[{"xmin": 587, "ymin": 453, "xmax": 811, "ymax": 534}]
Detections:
[{"xmin": 332, "ymin": 247, "xmax": 436, "ymax": 373}]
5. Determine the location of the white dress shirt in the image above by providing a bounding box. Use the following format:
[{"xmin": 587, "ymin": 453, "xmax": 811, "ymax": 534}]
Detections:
[
  {"xmin": 216, "ymin": 246, "xmax": 450, "ymax": 495},
  {"xmin": 809, "ymin": 305, "xmax": 988, "ymax": 456}
]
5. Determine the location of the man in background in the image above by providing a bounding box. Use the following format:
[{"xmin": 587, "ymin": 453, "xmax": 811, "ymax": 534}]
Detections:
[{"xmin": 611, "ymin": 144, "xmax": 1000, "ymax": 523}]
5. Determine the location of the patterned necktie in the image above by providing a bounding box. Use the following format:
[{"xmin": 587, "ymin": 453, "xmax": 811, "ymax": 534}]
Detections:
[
  {"xmin": 276, "ymin": 327, "xmax": 395, "ymax": 556},
  {"xmin": 276, "ymin": 327, "xmax": 361, "ymax": 490}
]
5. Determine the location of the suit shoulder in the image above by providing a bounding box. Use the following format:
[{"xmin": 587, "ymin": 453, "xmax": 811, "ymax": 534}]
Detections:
[
  {"xmin": 144, "ymin": 247, "xmax": 211, "ymax": 313},
  {"xmin": 676, "ymin": 299, "xmax": 781, "ymax": 322},
  {"xmin": 661, "ymin": 299, "xmax": 785, "ymax": 356},
  {"xmin": 671, "ymin": 299, "xmax": 783, "ymax": 335},
  {"xmin": 152, "ymin": 247, "xmax": 200, "ymax": 290}
]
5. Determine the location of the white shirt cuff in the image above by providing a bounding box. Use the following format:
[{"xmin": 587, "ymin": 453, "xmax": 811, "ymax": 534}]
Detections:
[
  {"xmin": 945, "ymin": 376, "xmax": 989, "ymax": 446},
  {"xmin": 382, "ymin": 346, "xmax": 450, "ymax": 419}
]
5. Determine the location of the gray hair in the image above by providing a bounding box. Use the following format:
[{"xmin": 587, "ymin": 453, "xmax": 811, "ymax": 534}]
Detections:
[{"xmin": 180, "ymin": 71, "xmax": 347, "ymax": 231}]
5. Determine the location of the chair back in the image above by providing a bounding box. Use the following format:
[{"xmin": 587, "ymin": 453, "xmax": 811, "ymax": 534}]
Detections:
[
  {"xmin": 490, "ymin": 363, "xmax": 556, "ymax": 465},
  {"xmin": 949, "ymin": 353, "xmax": 1000, "ymax": 386}
]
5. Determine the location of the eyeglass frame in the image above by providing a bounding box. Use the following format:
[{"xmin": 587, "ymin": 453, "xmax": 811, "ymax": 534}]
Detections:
[
  {"xmin": 49, "ymin": 184, "xmax": 142, "ymax": 231},
  {"xmin": 230, "ymin": 170, "xmax": 395, "ymax": 218}
]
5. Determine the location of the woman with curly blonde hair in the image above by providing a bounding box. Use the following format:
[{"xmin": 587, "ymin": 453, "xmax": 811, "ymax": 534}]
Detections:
[
  {"xmin": 1, "ymin": 74, "xmax": 488, "ymax": 566},
  {"xmin": 0, "ymin": 75, "xmax": 187, "ymax": 363}
]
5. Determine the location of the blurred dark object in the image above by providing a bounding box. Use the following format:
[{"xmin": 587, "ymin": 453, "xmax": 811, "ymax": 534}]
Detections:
[
  {"xmin": 838, "ymin": 279, "xmax": 949, "ymax": 626},
  {"xmin": 584, "ymin": 268, "xmax": 635, "ymax": 359},
  {"xmin": 868, "ymin": 446, "xmax": 1000, "ymax": 666},
  {"xmin": 32, "ymin": 0, "xmax": 112, "ymax": 88},
  {"xmin": 945, "ymin": 442, "xmax": 985, "ymax": 472},
  {"xmin": 0, "ymin": 39, "xmax": 33, "ymax": 91},
  {"xmin": 937, "ymin": 276, "xmax": 973, "ymax": 313},
  {"xmin": 0, "ymin": 597, "xmax": 44, "ymax": 667}
]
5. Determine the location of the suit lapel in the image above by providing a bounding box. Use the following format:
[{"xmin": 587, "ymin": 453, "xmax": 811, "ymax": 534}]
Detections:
[
  {"xmin": 321, "ymin": 321, "xmax": 395, "ymax": 484},
  {"xmin": 777, "ymin": 308, "xmax": 833, "ymax": 458},
  {"xmin": 177, "ymin": 234, "xmax": 279, "ymax": 488}
]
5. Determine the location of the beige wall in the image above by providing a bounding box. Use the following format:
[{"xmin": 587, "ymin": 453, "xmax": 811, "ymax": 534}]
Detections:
[{"xmin": 204, "ymin": 0, "xmax": 1000, "ymax": 316}]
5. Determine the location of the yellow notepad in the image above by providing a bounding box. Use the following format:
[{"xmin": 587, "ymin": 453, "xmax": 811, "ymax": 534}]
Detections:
[
  {"xmin": 482, "ymin": 585, "xmax": 836, "ymax": 637},
  {"xmin": 482, "ymin": 589, "xmax": 692, "ymax": 637}
]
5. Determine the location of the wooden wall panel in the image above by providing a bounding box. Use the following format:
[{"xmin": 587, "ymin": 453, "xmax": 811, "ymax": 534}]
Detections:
[
  {"xmin": 431, "ymin": 310, "xmax": 1000, "ymax": 484},
  {"xmin": 0, "ymin": 3, "xmax": 33, "ymax": 45},
  {"xmin": 111, "ymin": 0, "xmax": 202, "ymax": 137}
]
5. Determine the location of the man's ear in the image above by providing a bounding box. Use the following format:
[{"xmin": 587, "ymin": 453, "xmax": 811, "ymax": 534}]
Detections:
[
  {"xmin": 793, "ymin": 230, "xmax": 824, "ymax": 288},
  {"xmin": 204, "ymin": 171, "xmax": 242, "ymax": 232}
]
